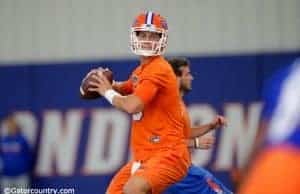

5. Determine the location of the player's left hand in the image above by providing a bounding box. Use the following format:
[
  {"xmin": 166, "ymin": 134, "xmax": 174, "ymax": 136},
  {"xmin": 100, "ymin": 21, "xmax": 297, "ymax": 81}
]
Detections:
[
  {"xmin": 87, "ymin": 70, "xmax": 112, "ymax": 96},
  {"xmin": 210, "ymin": 115, "xmax": 227, "ymax": 129}
]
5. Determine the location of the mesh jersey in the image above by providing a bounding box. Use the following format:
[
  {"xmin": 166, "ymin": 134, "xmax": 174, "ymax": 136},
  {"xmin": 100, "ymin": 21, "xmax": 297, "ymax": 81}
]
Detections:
[{"xmin": 121, "ymin": 56, "xmax": 189, "ymax": 161}]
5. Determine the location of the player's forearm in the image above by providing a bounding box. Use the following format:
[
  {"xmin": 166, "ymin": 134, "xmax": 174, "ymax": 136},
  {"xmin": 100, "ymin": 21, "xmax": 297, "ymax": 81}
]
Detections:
[
  {"xmin": 190, "ymin": 123, "xmax": 214, "ymax": 138},
  {"xmin": 112, "ymin": 94, "xmax": 144, "ymax": 114}
]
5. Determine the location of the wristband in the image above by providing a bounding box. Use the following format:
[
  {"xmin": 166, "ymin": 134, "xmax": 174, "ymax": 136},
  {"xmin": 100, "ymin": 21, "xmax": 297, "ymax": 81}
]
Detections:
[
  {"xmin": 194, "ymin": 137, "xmax": 200, "ymax": 148},
  {"xmin": 104, "ymin": 89, "xmax": 121, "ymax": 105}
]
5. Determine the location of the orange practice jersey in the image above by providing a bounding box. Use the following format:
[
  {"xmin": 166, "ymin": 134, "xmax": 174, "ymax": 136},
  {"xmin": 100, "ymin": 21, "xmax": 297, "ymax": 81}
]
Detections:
[
  {"xmin": 239, "ymin": 147, "xmax": 300, "ymax": 194},
  {"xmin": 180, "ymin": 100, "xmax": 191, "ymax": 139},
  {"xmin": 180, "ymin": 100, "xmax": 192, "ymax": 163},
  {"xmin": 121, "ymin": 56, "xmax": 188, "ymax": 161}
]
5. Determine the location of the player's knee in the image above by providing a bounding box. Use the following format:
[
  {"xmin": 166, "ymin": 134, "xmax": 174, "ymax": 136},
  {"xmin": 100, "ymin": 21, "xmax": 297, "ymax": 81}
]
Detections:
[{"xmin": 123, "ymin": 176, "xmax": 151, "ymax": 194}]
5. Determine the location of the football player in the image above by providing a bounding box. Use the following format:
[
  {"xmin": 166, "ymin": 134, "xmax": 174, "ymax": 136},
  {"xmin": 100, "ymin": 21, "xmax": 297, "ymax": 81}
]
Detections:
[
  {"xmin": 164, "ymin": 57, "xmax": 233, "ymax": 194},
  {"xmin": 87, "ymin": 11, "xmax": 191, "ymax": 194},
  {"xmin": 238, "ymin": 59, "xmax": 300, "ymax": 194}
]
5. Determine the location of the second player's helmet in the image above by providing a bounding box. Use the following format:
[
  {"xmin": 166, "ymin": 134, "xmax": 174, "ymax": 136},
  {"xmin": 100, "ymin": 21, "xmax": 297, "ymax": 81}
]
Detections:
[{"xmin": 130, "ymin": 11, "xmax": 168, "ymax": 56}]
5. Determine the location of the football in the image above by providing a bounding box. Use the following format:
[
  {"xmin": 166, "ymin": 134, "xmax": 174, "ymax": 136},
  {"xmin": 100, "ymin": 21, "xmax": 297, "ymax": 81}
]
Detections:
[{"xmin": 80, "ymin": 69, "xmax": 113, "ymax": 99}]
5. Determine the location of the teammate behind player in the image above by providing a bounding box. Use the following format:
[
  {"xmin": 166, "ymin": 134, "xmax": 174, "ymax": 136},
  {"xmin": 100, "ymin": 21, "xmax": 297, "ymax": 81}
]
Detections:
[
  {"xmin": 86, "ymin": 12, "xmax": 190, "ymax": 194},
  {"xmin": 164, "ymin": 57, "xmax": 233, "ymax": 194}
]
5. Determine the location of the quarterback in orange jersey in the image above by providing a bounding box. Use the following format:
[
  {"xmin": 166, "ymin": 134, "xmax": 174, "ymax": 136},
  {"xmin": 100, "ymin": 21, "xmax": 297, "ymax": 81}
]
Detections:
[{"xmin": 87, "ymin": 12, "xmax": 190, "ymax": 194}]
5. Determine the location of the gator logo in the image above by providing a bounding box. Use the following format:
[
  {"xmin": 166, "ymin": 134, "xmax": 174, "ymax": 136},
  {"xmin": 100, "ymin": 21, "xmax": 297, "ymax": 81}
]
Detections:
[
  {"xmin": 206, "ymin": 178, "xmax": 223, "ymax": 193},
  {"xmin": 149, "ymin": 135, "xmax": 160, "ymax": 143}
]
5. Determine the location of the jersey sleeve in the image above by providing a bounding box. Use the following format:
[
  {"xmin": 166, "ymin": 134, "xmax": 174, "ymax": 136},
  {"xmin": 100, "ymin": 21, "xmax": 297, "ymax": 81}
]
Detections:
[
  {"xmin": 140, "ymin": 69, "xmax": 170, "ymax": 88},
  {"xmin": 118, "ymin": 79, "xmax": 133, "ymax": 95},
  {"xmin": 133, "ymin": 79, "xmax": 159, "ymax": 105},
  {"xmin": 133, "ymin": 63, "xmax": 172, "ymax": 105}
]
